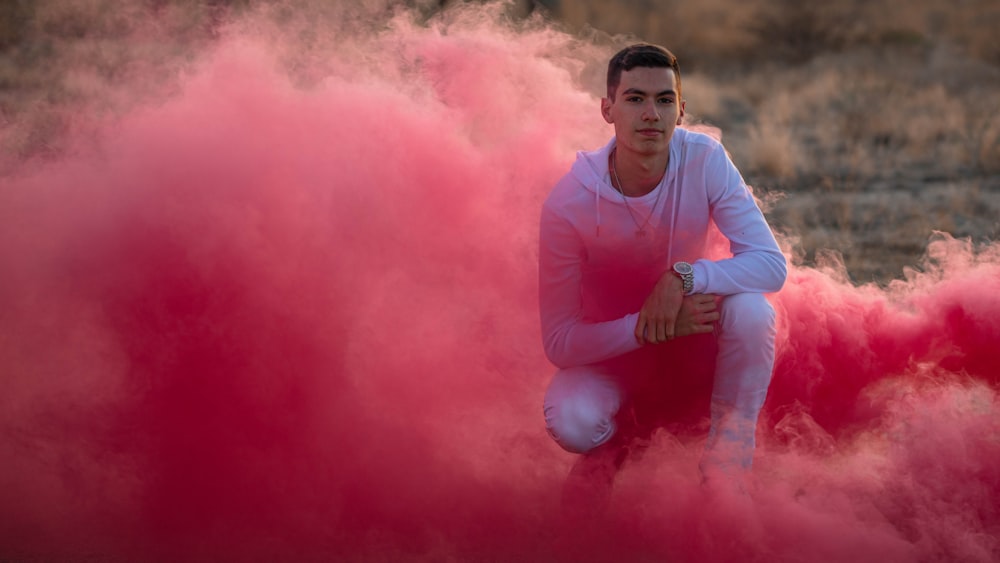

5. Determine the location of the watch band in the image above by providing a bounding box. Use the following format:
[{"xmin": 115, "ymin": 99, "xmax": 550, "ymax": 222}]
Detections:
[{"xmin": 672, "ymin": 261, "xmax": 694, "ymax": 294}]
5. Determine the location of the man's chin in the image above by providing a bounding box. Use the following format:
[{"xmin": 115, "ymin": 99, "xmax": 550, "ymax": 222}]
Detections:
[{"xmin": 629, "ymin": 138, "xmax": 670, "ymax": 155}]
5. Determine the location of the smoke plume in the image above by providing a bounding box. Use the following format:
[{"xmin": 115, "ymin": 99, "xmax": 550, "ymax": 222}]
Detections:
[{"xmin": 1, "ymin": 2, "xmax": 997, "ymax": 561}]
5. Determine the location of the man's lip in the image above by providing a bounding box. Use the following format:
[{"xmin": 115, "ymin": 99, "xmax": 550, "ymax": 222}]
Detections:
[{"xmin": 638, "ymin": 129, "xmax": 663, "ymax": 135}]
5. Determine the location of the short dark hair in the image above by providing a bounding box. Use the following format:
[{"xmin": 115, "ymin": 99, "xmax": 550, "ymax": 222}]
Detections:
[{"xmin": 606, "ymin": 43, "xmax": 681, "ymax": 100}]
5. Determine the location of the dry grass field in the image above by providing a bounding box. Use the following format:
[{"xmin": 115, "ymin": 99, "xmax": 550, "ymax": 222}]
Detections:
[
  {"xmin": 2, "ymin": 0, "xmax": 999, "ymax": 282},
  {"xmin": 554, "ymin": 0, "xmax": 1000, "ymax": 283}
]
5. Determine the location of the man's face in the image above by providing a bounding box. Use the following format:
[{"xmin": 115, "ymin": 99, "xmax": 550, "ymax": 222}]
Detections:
[{"xmin": 601, "ymin": 66, "xmax": 685, "ymax": 157}]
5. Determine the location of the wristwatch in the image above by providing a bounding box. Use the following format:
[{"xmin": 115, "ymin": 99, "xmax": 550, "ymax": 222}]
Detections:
[{"xmin": 672, "ymin": 261, "xmax": 694, "ymax": 294}]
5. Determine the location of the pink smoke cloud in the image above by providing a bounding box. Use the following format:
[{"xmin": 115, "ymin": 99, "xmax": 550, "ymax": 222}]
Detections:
[{"xmin": 1, "ymin": 5, "xmax": 997, "ymax": 562}]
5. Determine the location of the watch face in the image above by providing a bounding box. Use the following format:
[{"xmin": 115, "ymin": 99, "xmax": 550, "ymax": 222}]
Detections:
[{"xmin": 674, "ymin": 262, "xmax": 693, "ymax": 275}]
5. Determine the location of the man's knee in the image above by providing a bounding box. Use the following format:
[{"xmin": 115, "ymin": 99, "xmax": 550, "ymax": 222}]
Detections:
[
  {"xmin": 719, "ymin": 293, "xmax": 776, "ymax": 340},
  {"xmin": 544, "ymin": 397, "xmax": 617, "ymax": 454},
  {"xmin": 543, "ymin": 367, "xmax": 620, "ymax": 454}
]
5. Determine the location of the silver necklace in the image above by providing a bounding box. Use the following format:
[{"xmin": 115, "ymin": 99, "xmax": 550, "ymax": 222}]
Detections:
[{"xmin": 610, "ymin": 148, "xmax": 664, "ymax": 238}]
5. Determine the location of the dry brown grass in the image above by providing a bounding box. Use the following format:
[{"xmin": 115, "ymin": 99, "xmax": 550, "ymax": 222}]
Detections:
[
  {"xmin": 0, "ymin": 0, "xmax": 227, "ymax": 168},
  {"xmin": 1, "ymin": 0, "xmax": 998, "ymax": 283}
]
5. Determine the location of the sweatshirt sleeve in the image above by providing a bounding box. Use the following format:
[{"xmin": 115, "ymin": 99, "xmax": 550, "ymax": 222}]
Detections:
[
  {"xmin": 690, "ymin": 144, "xmax": 787, "ymax": 295},
  {"xmin": 538, "ymin": 203, "xmax": 641, "ymax": 368}
]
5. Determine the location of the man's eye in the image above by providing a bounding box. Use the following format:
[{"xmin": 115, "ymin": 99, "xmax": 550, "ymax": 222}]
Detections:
[
  {"xmin": 627, "ymin": 97, "xmax": 642, "ymax": 103},
  {"xmin": 658, "ymin": 98, "xmax": 675, "ymax": 104}
]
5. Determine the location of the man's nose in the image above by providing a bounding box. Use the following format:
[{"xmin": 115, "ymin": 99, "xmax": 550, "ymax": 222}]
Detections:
[{"xmin": 642, "ymin": 101, "xmax": 660, "ymax": 121}]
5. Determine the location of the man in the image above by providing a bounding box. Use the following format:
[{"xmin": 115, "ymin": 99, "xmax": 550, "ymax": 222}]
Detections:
[{"xmin": 539, "ymin": 44, "xmax": 787, "ymax": 492}]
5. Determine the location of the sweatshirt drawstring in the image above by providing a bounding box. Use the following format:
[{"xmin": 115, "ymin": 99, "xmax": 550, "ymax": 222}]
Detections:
[
  {"xmin": 666, "ymin": 141, "xmax": 686, "ymax": 266},
  {"xmin": 591, "ymin": 139, "xmax": 683, "ymax": 241},
  {"xmin": 595, "ymin": 178, "xmax": 601, "ymax": 237}
]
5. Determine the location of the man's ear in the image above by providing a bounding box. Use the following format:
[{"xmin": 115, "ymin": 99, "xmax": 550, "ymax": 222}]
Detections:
[
  {"xmin": 601, "ymin": 97, "xmax": 613, "ymax": 124},
  {"xmin": 677, "ymin": 100, "xmax": 686, "ymax": 126}
]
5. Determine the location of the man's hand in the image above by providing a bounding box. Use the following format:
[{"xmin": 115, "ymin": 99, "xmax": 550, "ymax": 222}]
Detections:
[
  {"xmin": 635, "ymin": 272, "xmax": 685, "ymax": 344},
  {"xmin": 675, "ymin": 293, "xmax": 720, "ymax": 338},
  {"xmin": 636, "ymin": 272, "xmax": 720, "ymax": 344}
]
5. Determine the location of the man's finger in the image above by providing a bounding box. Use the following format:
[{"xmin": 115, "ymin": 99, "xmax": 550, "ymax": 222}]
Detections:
[{"xmin": 635, "ymin": 318, "xmax": 648, "ymax": 344}]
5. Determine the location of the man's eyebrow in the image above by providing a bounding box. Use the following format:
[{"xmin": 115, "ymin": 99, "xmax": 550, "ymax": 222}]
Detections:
[{"xmin": 622, "ymin": 87, "xmax": 677, "ymax": 98}]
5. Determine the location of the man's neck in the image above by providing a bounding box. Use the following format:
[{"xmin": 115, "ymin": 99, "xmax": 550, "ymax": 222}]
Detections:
[{"xmin": 611, "ymin": 146, "xmax": 669, "ymax": 197}]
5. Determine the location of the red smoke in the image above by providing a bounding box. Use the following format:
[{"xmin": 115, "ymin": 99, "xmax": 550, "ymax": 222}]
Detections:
[{"xmin": 1, "ymin": 6, "xmax": 998, "ymax": 562}]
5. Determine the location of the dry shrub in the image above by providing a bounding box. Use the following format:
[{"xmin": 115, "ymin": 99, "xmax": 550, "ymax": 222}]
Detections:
[
  {"xmin": 748, "ymin": 122, "xmax": 798, "ymax": 179},
  {"xmin": 921, "ymin": 0, "xmax": 1000, "ymax": 66},
  {"xmin": 747, "ymin": 0, "xmax": 860, "ymax": 63},
  {"xmin": 679, "ymin": 73, "xmax": 724, "ymax": 122},
  {"xmin": 975, "ymin": 117, "xmax": 1000, "ymax": 175},
  {"xmin": 739, "ymin": 104, "xmax": 800, "ymax": 180},
  {"xmin": 553, "ymin": 0, "xmax": 757, "ymax": 67},
  {"xmin": 0, "ymin": 2, "xmax": 32, "ymax": 51},
  {"xmin": 715, "ymin": 45, "xmax": 1000, "ymax": 183}
]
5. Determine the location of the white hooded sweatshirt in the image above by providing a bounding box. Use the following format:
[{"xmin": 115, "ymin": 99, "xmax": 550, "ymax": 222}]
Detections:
[{"xmin": 539, "ymin": 127, "xmax": 787, "ymax": 369}]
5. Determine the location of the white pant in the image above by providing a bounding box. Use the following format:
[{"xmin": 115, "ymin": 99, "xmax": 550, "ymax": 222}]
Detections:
[{"xmin": 543, "ymin": 293, "xmax": 776, "ymax": 471}]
